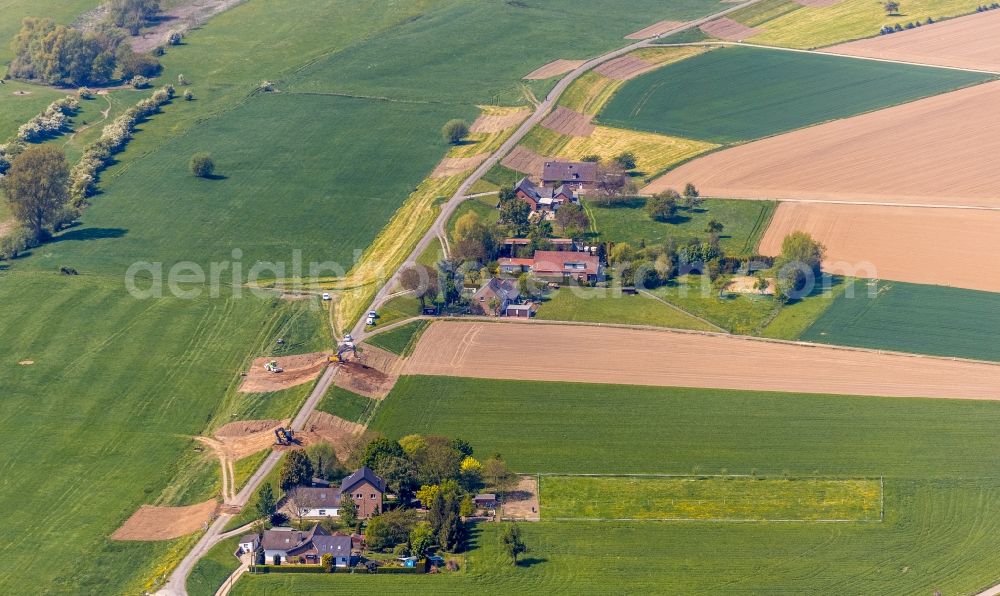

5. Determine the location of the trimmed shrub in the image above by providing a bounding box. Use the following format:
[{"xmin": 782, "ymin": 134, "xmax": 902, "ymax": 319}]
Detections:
[{"xmin": 189, "ymin": 153, "xmax": 215, "ymax": 178}]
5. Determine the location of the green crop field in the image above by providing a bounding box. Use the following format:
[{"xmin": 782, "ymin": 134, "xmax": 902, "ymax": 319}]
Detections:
[
  {"xmin": 584, "ymin": 198, "xmax": 774, "ymax": 257},
  {"xmin": 540, "ymin": 475, "xmax": 881, "ymax": 521},
  {"xmin": 366, "ymin": 320, "xmax": 430, "ymax": 356},
  {"xmin": 318, "ymin": 385, "xmax": 377, "ymax": 424},
  {"xmin": 799, "ymin": 280, "xmax": 1000, "ymax": 361},
  {"xmin": 598, "ymin": 45, "xmax": 992, "ymax": 143},
  {"xmin": 536, "ymin": 287, "xmax": 716, "ymax": 331},
  {"xmin": 233, "ymin": 375, "xmax": 1000, "ymax": 594}
]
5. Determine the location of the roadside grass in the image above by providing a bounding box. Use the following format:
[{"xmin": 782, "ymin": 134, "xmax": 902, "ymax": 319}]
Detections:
[
  {"xmin": 585, "ymin": 198, "xmax": 775, "ymax": 257},
  {"xmin": 417, "ymin": 237, "xmax": 444, "ymax": 269},
  {"xmin": 761, "ymin": 275, "xmax": 848, "ymax": 339},
  {"xmin": 648, "ymin": 275, "xmax": 780, "ymax": 335},
  {"xmin": 448, "ymin": 106, "xmax": 529, "ymax": 159},
  {"xmin": 233, "ymin": 450, "xmax": 272, "ymax": 494},
  {"xmin": 540, "ymin": 475, "xmax": 881, "ymax": 521},
  {"xmin": 366, "ymin": 320, "xmax": 431, "ymax": 356},
  {"xmin": 799, "ymin": 279, "xmax": 1000, "ymax": 361},
  {"xmin": 481, "ymin": 163, "xmax": 525, "ymax": 189},
  {"xmin": 655, "ymin": 27, "xmax": 711, "ymax": 44},
  {"xmin": 447, "ymin": 196, "xmax": 500, "ymax": 241},
  {"xmin": 727, "ymin": 0, "xmax": 804, "ymax": 27},
  {"xmin": 156, "ymin": 446, "xmax": 222, "ymax": 507},
  {"xmin": 223, "ymin": 454, "xmax": 285, "ymax": 533},
  {"xmin": 745, "ymin": 0, "xmax": 981, "ymax": 48},
  {"xmin": 535, "ymin": 287, "xmax": 716, "ymax": 332},
  {"xmin": 597, "ymin": 45, "xmax": 992, "ymax": 143},
  {"xmin": 187, "ymin": 536, "xmax": 242, "ymax": 596},
  {"xmin": 371, "ymin": 294, "xmax": 422, "ymax": 328},
  {"xmin": 318, "ymin": 385, "xmax": 377, "ymax": 424}
]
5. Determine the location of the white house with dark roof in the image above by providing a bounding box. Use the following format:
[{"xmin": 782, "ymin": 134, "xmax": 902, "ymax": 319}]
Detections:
[
  {"xmin": 259, "ymin": 525, "xmax": 356, "ymax": 566},
  {"xmin": 286, "ymin": 466, "xmax": 386, "ymax": 520}
]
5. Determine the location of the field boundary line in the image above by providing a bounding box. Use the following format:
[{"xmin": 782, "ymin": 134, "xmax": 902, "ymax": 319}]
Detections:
[
  {"xmin": 637, "ymin": 289, "xmax": 729, "ymax": 333},
  {"xmin": 534, "ymin": 472, "xmax": 886, "ymax": 479},
  {"xmin": 544, "ymin": 517, "xmax": 879, "ymax": 523}
]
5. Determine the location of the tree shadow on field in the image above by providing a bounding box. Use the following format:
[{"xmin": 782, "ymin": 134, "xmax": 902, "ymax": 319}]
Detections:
[
  {"xmin": 517, "ymin": 556, "xmax": 547, "ymax": 568},
  {"xmin": 202, "ymin": 173, "xmax": 228, "ymax": 181},
  {"xmin": 51, "ymin": 227, "xmax": 128, "ymax": 243}
]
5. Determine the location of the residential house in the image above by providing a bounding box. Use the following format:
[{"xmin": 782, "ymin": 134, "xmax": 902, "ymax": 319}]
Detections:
[
  {"xmin": 260, "ymin": 525, "xmax": 356, "ymax": 567},
  {"xmin": 499, "ymin": 250, "xmax": 603, "ymax": 283},
  {"xmin": 237, "ymin": 534, "xmax": 259, "ymax": 557},
  {"xmin": 542, "ymin": 160, "xmax": 598, "ymax": 190},
  {"xmin": 474, "ymin": 278, "xmax": 520, "ymax": 316},
  {"xmin": 505, "ymin": 302, "xmax": 538, "ymax": 318},
  {"xmin": 513, "ymin": 177, "xmax": 577, "ymax": 212},
  {"xmin": 287, "ymin": 466, "xmax": 386, "ymax": 520}
]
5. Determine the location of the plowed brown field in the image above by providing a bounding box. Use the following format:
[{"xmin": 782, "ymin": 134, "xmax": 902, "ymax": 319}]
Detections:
[
  {"xmin": 594, "ymin": 55, "xmax": 659, "ymax": 80},
  {"xmin": 540, "ymin": 107, "xmax": 595, "ymax": 137},
  {"xmin": 760, "ymin": 202, "xmax": 1000, "ymax": 292},
  {"xmin": 700, "ymin": 17, "xmax": 761, "ymax": 41},
  {"xmin": 524, "ymin": 59, "xmax": 585, "ymax": 80},
  {"xmin": 405, "ymin": 321, "xmax": 1000, "ymax": 400},
  {"xmin": 827, "ymin": 11, "xmax": 1000, "ymax": 72},
  {"xmin": 646, "ymin": 81, "xmax": 1000, "ymax": 207},
  {"xmin": 626, "ymin": 19, "xmax": 686, "ymax": 39}
]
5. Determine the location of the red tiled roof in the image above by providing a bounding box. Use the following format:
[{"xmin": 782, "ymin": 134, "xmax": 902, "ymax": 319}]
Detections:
[
  {"xmin": 499, "ymin": 258, "xmax": 534, "ymax": 267},
  {"xmin": 531, "ymin": 250, "xmax": 600, "ymax": 276}
]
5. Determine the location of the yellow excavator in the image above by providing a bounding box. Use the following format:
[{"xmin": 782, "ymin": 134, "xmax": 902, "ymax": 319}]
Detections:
[{"xmin": 329, "ymin": 342, "xmax": 357, "ymax": 363}]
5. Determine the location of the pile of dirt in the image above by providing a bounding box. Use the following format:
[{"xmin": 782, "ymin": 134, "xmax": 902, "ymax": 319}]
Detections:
[
  {"xmin": 699, "ymin": 18, "xmax": 761, "ymax": 41},
  {"xmin": 111, "ymin": 500, "xmax": 217, "ymax": 541},
  {"xmin": 240, "ymin": 352, "xmax": 330, "ymax": 393},
  {"xmin": 215, "ymin": 419, "xmax": 283, "ymax": 438},
  {"xmin": 470, "ymin": 109, "xmax": 529, "ymax": 133},
  {"xmin": 724, "ymin": 275, "xmax": 775, "ymax": 295},
  {"xmin": 501, "ymin": 145, "xmax": 549, "ymax": 176},
  {"xmin": 594, "ymin": 55, "xmax": 658, "ymax": 80},
  {"xmin": 335, "ymin": 345, "xmax": 401, "ymax": 399},
  {"xmin": 540, "ymin": 107, "xmax": 595, "ymax": 137},
  {"xmin": 523, "ymin": 59, "xmax": 585, "ymax": 80},
  {"xmin": 298, "ymin": 411, "xmax": 365, "ymax": 462},
  {"xmin": 18, "ymin": 360, "xmax": 34, "ymax": 366},
  {"xmin": 625, "ymin": 19, "xmax": 686, "ymax": 39},
  {"xmin": 432, "ymin": 155, "xmax": 488, "ymax": 178}
]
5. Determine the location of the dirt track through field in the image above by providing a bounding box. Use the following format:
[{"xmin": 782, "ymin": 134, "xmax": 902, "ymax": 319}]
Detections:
[
  {"xmin": 626, "ymin": 20, "xmax": 686, "ymax": 39},
  {"xmin": 405, "ymin": 321, "xmax": 1000, "ymax": 400},
  {"xmin": 540, "ymin": 107, "xmax": 596, "ymax": 137},
  {"xmin": 700, "ymin": 17, "xmax": 761, "ymax": 40},
  {"xmin": 646, "ymin": 81, "xmax": 1000, "ymax": 208},
  {"xmin": 826, "ymin": 10, "xmax": 1000, "ymax": 72},
  {"xmin": 524, "ymin": 59, "xmax": 586, "ymax": 80},
  {"xmin": 760, "ymin": 202, "xmax": 1000, "ymax": 292},
  {"xmin": 112, "ymin": 500, "xmax": 217, "ymax": 541}
]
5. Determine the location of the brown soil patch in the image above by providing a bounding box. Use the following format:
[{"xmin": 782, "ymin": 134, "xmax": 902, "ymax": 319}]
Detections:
[
  {"xmin": 760, "ymin": 202, "xmax": 1000, "ymax": 292},
  {"xmin": 699, "ymin": 17, "xmax": 761, "ymax": 41},
  {"xmin": 626, "ymin": 19, "xmax": 686, "ymax": 39},
  {"xmin": 432, "ymin": 155, "xmax": 488, "ymax": 178},
  {"xmin": 724, "ymin": 275, "xmax": 775, "ymax": 295},
  {"xmin": 298, "ymin": 411, "xmax": 364, "ymax": 462},
  {"xmin": 127, "ymin": 0, "xmax": 247, "ymax": 53},
  {"xmin": 501, "ymin": 145, "xmax": 549, "ymax": 176},
  {"xmin": 111, "ymin": 500, "xmax": 217, "ymax": 541},
  {"xmin": 18, "ymin": 360, "xmax": 34, "ymax": 366},
  {"xmin": 12, "ymin": 90, "xmax": 32, "ymax": 96},
  {"xmin": 594, "ymin": 55, "xmax": 659, "ymax": 81},
  {"xmin": 200, "ymin": 420, "xmax": 284, "ymax": 461},
  {"xmin": 523, "ymin": 59, "xmax": 585, "ymax": 80},
  {"xmin": 792, "ymin": 0, "xmax": 843, "ymax": 6},
  {"xmin": 827, "ymin": 10, "xmax": 1000, "ymax": 72},
  {"xmin": 646, "ymin": 81, "xmax": 1000, "ymax": 208},
  {"xmin": 470, "ymin": 109, "xmax": 530, "ymax": 133},
  {"xmin": 240, "ymin": 352, "xmax": 330, "ymax": 393},
  {"xmin": 335, "ymin": 345, "xmax": 401, "ymax": 399},
  {"xmin": 540, "ymin": 106, "xmax": 595, "ymax": 137},
  {"xmin": 501, "ymin": 475, "xmax": 540, "ymax": 522},
  {"xmin": 215, "ymin": 419, "xmax": 283, "ymax": 438},
  {"xmin": 406, "ymin": 321, "xmax": 1000, "ymax": 400}
]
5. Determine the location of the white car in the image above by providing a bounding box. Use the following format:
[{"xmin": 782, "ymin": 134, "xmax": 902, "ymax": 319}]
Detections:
[
  {"xmin": 344, "ymin": 334, "xmax": 354, "ymax": 343},
  {"xmin": 366, "ymin": 316, "xmax": 376, "ymax": 326},
  {"xmin": 321, "ymin": 292, "xmax": 332, "ymax": 301},
  {"xmin": 368, "ymin": 310, "xmax": 378, "ymax": 318}
]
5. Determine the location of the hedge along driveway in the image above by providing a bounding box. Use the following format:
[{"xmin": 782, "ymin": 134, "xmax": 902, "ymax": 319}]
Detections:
[{"xmin": 597, "ymin": 45, "xmax": 993, "ymax": 143}]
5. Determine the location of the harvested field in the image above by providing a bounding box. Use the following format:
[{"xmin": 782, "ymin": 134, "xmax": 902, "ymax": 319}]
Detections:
[
  {"xmin": 523, "ymin": 59, "xmax": 586, "ymax": 80},
  {"xmin": 111, "ymin": 500, "xmax": 217, "ymax": 541},
  {"xmin": 760, "ymin": 202, "xmax": 1000, "ymax": 293},
  {"xmin": 239, "ymin": 352, "xmax": 329, "ymax": 393},
  {"xmin": 470, "ymin": 107, "xmax": 530, "ymax": 133},
  {"xmin": 625, "ymin": 19, "xmax": 686, "ymax": 39},
  {"xmin": 561, "ymin": 126, "xmax": 716, "ymax": 177},
  {"xmin": 334, "ymin": 345, "xmax": 401, "ymax": 398},
  {"xmin": 405, "ymin": 321, "xmax": 1000, "ymax": 400},
  {"xmin": 501, "ymin": 145, "xmax": 549, "ymax": 176},
  {"xmin": 646, "ymin": 81, "xmax": 1000, "ymax": 207},
  {"xmin": 432, "ymin": 155, "xmax": 488, "ymax": 178},
  {"xmin": 501, "ymin": 476, "xmax": 540, "ymax": 522},
  {"xmin": 298, "ymin": 411, "xmax": 364, "ymax": 462},
  {"xmin": 594, "ymin": 55, "xmax": 659, "ymax": 80},
  {"xmin": 826, "ymin": 10, "xmax": 1000, "ymax": 72},
  {"xmin": 540, "ymin": 106, "xmax": 595, "ymax": 137},
  {"xmin": 700, "ymin": 17, "xmax": 761, "ymax": 40}
]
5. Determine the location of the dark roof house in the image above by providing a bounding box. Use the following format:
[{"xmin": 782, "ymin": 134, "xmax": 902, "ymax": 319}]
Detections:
[
  {"xmin": 513, "ymin": 177, "xmax": 577, "ymax": 212},
  {"xmin": 474, "ymin": 278, "xmax": 521, "ymax": 316},
  {"xmin": 542, "ymin": 161, "xmax": 598, "ymax": 187},
  {"xmin": 341, "ymin": 467, "xmax": 386, "ymax": 494}
]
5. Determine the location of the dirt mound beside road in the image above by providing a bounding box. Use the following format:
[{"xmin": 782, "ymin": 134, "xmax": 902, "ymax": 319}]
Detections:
[
  {"xmin": 299, "ymin": 411, "xmax": 365, "ymax": 462},
  {"xmin": 111, "ymin": 500, "xmax": 217, "ymax": 541},
  {"xmin": 215, "ymin": 419, "xmax": 283, "ymax": 438},
  {"xmin": 335, "ymin": 345, "xmax": 401, "ymax": 398},
  {"xmin": 240, "ymin": 352, "xmax": 330, "ymax": 393}
]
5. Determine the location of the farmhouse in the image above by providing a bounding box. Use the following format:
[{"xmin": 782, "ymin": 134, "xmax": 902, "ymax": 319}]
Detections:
[
  {"xmin": 287, "ymin": 467, "xmax": 386, "ymax": 519},
  {"xmin": 500, "ymin": 250, "xmax": 603, "ymax": 283},
  {"xmin": 542, "ymin": 160, "xmax": 598, "ymax": 189},
  {"xmin": 474, "ymin": 278, "xmax": 520, "ymax": 316},
  {"xmin": 514, "ymin": 177, "xmax": 578, "ymax": 212},
  {"xmin": 259, "ymin": 525, "xmax": 357, "ymax": 566}
]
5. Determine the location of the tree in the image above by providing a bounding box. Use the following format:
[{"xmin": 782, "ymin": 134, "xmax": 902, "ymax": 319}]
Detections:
[
  {"xmin": 754, "ymin": 273, "xmax": 770, "ymax": 295},
  {"xmin": 498, "ymin": 185, "xmax": 517, "ymax": 203},
  {"xmin": 684, "ymin": 182, "xmax": 699, "ymax": 200},
  {"xmin": 409, "ymin": 522, "xmax": 435, "ymax": 557},
  {"xmin": 705, "ymin": 219, "xmax": 724, "ymax": 235},
  {"xmin": 498, "ymin": 198, "xmax": 531, "ymax": 236},
  {"xmin": 775, "ymin": 231, "xmax": 826, "ymax": 300},
  {"xmin": 279, "ymin": 450, "xmax": 314, "ymax": 491},
  {"xmin": 581, "ymin": 154, "xmax": 601, "ymax": 162},
  {"xmin": 454, "ymin": 211, "xmax": 483, "ymax": 242},
  {"xmin": 413, "ymin": 435, "xmax": 462, "ymax": 484},
  {"xmin": 365, "ymin": 509, "xmax": 419, "ymax": 551},
  {"xmin": 306, "ymin": 442, "xmax": 341, "ymax": 480},
  {"xmin": 595, "ymin": 162, "xmax": 633, "ymax": 198},
  {"xmin": 340, "ymin": 494, "xmax": 357, "ymax": 527},
  {"xmin": 372, "ymin": 454, "xmax": 419, "ymax": 504},
  {"xmin": 554, "ymin": 203, "xmax": 588, "ymax": 236},
  {"xmin": 884, "ymin": 0, "xmax": 900, "ymax": 15},
  {"xmin": 609, "ymin": 242, "xmax": 634, "ymax": 265},
  {"xmin": 399, "ymin": 434, "xmax": 428, "ymax": 458},
  {"xmin": 255, "ymin": 484, "xmax": 276, "ymax": 520},
  {"xmin": 399, "ymin": 264, "xmax": 439, "ymax": 309},
  {"xmin": 613, "ymin": 151, "xmax": 638, "ymax": 170},
  {"xmin": 482, "ymin": 457, "xmax": 516, "ymax": 498},
  {"xmin": 107, "ymin": 0, "xmax": 161, "ymax": 35},
  {"xmin": 189, "ymin": 153, "xmax": 215, "ymax": 178},
  {"xmin": 459, "ymin": 494, "xmax": 474, "ymax": 517},
  {"xmin": 321, "ymin": 553, "xmax": 334, "ymax": 573},
  {"xmin": 1, "ymin": 145, "xmax": 70, "ymax": 243},
  {"xmin": 451, "ymin": 438, "xmax": 474, "ymax": 458},
  {"xmin": 416, "ymin": 484, "xmax": 441, "ymax": 508},
  {"xmin": 442, "ymin": 119, "xmax": 470, "ymax": 144},
  {"xmin": 501, "ymin": 523, "xmax": 528, "ymax": 565},
  {"xmin": 645, "ymin": 192, "xmax": 677, "ymax": 222},
  {"xmin": 428, "ymin": 480, "xmax": 466, "ymax": 552},
  {"xmin": 459, "ymin": 456, "xmax": 482, "ymax": 491}
]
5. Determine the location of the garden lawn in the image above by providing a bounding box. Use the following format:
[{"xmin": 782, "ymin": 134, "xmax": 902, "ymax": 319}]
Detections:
[
  {"xmin": 447, "ymin": 196, "xmax": 499, "ymax": 242},
  {"xmin": 187, "ymin": 536, "xmax": 242, "ymax": 596},
  {"xmin": 366, "ymin": 320, "xmax": 430, "ymax": 356},
  {"xmin": 598, "ymin": 45, "xmax": 992, "ymax": 143},
  {"xmin": 799, "ymin": 279, "xmax": 1000, "ymax": 360},
  {"xmin": 318, "ymin": 386, "xmax": 377, "ymax": 424},
  {"xmin": 371, "ymin": 294, "xmax": 422, "ymax": 328},
  {"xmin": 761, "ymin": 275, "xmax": 848, "ymax": 339},
  {"xmin": 540, "ymin": 476, "xmax": 881, "ymax": 521},
  {"xmin": 649, "ymin": 275, "xmax": 781, "ymax": 335},
  {"xmin": 585, "ymin": 198, "xmax": 775, "ymax": 257},
  {"xmin": 535, "ymin": 287, "xmax": 716, "ymax": 331}
]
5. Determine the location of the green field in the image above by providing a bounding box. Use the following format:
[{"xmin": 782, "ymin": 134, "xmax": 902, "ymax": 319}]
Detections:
[
  {"xmin": 366, "ymin": 320, "xmax": 430, "ymax": 356},
  {"xmin": 233, "ymin": 375, "xmax": 1000, "ymax": 594},
  {"xmin": 647, "ymin": 275, "xmax": 780, "ymax": 335},
  {"xmin": 585, "ymin": 198, "xmax": 774, "ymax": 257},
  {"xmin": 598, "ymin": 45, "xmax": 992, "ymax": 143},
  {"xmin": 318, "ymin": 385, "xmax": 377, "ymax": 424},
  {"xmin": 187, "ymin": 536, "xmax": 241, "ymax": 596},
  {"xmin": 799, "ymin": 280, "xmax": 1000, "ymax": 361},
  {"xmin": 536, "ymin": 287, "xmax": 716, "ymax": 331},
  {"xmin": 540, "ymin": 475, "xmax": 881, "ymax": 521}
]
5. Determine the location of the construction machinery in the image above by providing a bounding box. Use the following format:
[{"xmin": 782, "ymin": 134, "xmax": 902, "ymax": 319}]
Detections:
[
  {"xmin": 274, "ymin": 427, "xmax": 296, "ymax": 446},
  {"xmin": 264, "ymin": 360, "xmax": 283, "ymax": 373},
  {"xmin": 329, "ymin": 342, "xmax": 357, "ymax": 363}
]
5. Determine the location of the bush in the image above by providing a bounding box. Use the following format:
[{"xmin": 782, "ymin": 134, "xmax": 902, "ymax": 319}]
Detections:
[
  {"xmin": 168, "ymin": 31, "xmax": 183, "ymax": 45},
  {"xmin": 189, "ymin": 153, "xmax": 215, "ymax": 178},
  {"xmin": 16, "ymin": 96, "xmax": 79, "ymax": 142},
  {"xmin": 442, "ymin": 119, "xmax": 470, "ymax": 144},
  {"xmin": 78, "ymin": 87, "xmax": 93, "ymax": 99},
  {"xmin": 177, "ymin": 73, "xmax": 188, "ymax": 86},
  {"xmin": 131, "ymin": 76, "xmax": 150, "ymax": 89},
  {"xmin": 183, "ymin": 89, "xmax": 194, "ymax": 101},
  {"xmin": 0, "ymin": 227, "xmax": 40, "ymax": 260}
]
